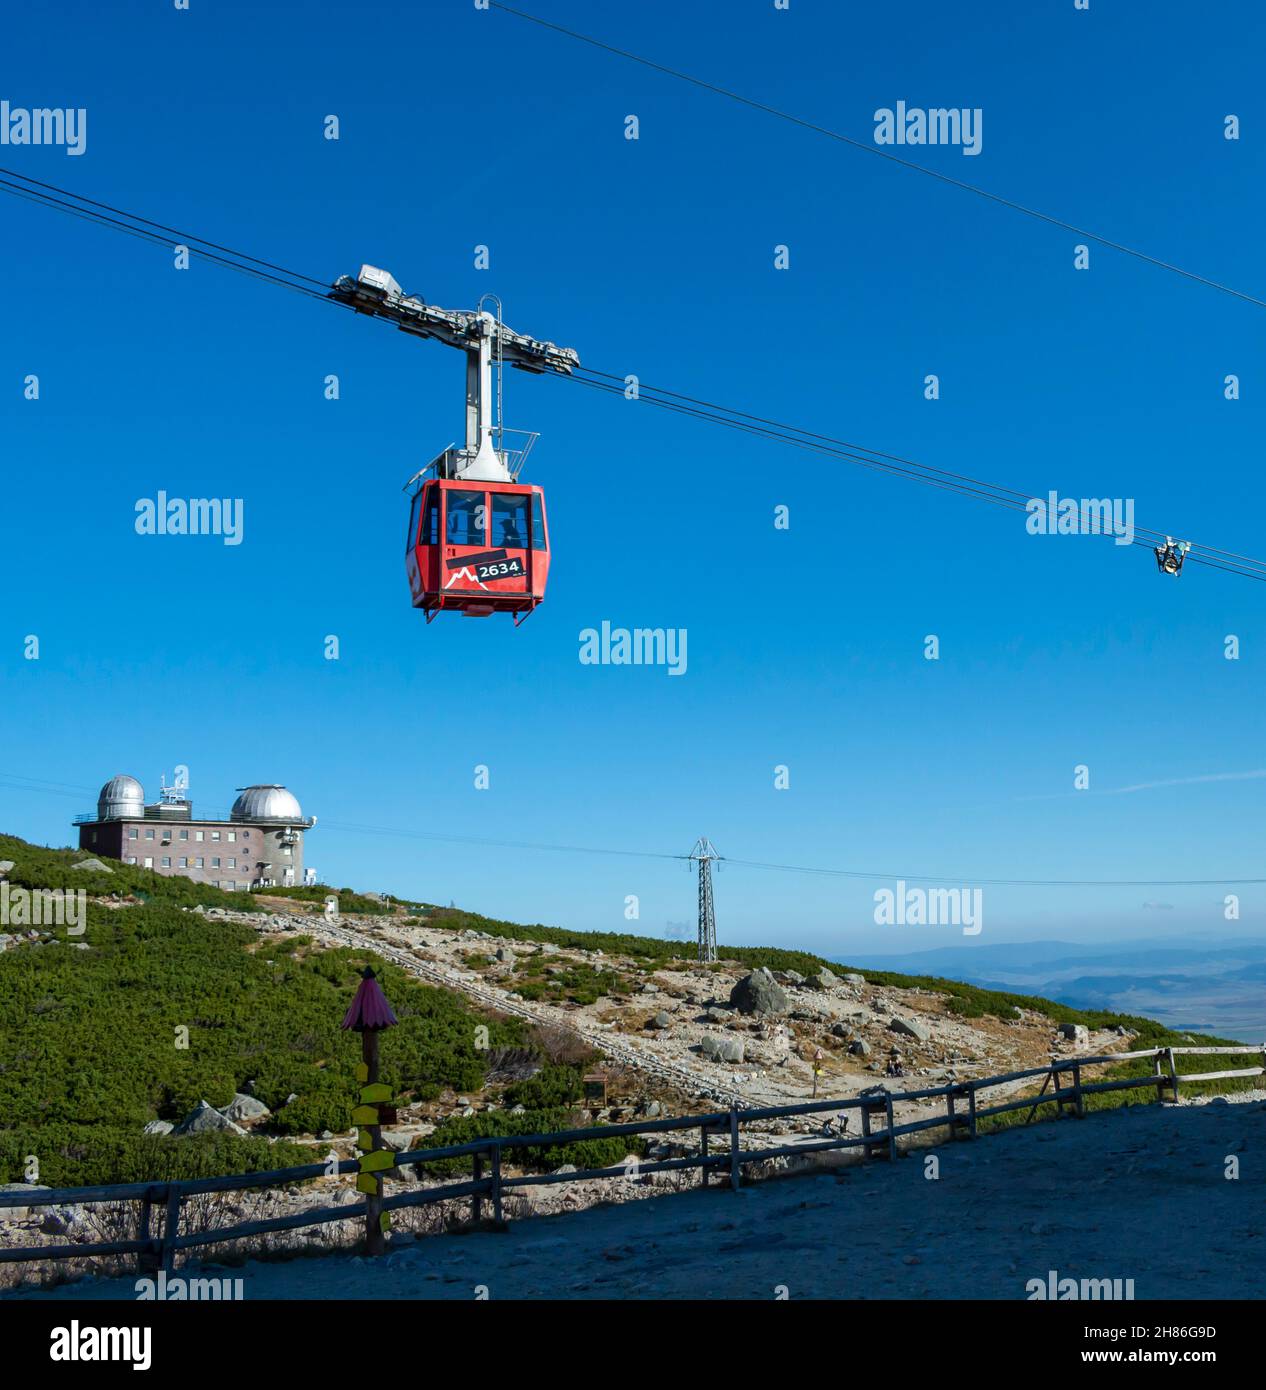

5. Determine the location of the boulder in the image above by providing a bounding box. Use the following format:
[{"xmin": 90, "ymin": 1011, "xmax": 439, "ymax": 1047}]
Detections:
[
  {"xmin": 803, "ymin": 967, "xmax": 839, "ymax": 990},
  {"xmin": 700, "ymin": 1034, "xmax": 746, "ymax": 1064},
  {"xmin": 729, "ymin": 968, "xmax": 788, "ymax": 1016},
  {"xmin": 849, "ymin": 1039, "xmax": 872, "ymax": 1057},
  {"xmin": 71, "ymin": 857, "xmax": 112, "ymax": 873},
  {"xmin": 173, "ymin": 1100, "xmax": 247, "ymax": 1137},
  {"xmin": 494, "ymin": 947, "xmax": 515, "ymax": 964},
  {"xmin": 142, "ymin": 1120, "xmax": 174, "ymax": 1136},
  {"xmin": 781, "ymin": 970, "xmax": 805, "ymax": 985},
  {"xmin": 888, "ymin": 1015, "xmax": 930, "ymax": 1043},
  {"xmin": 41, "ymin": 1207, "xmax": 79, "ymax": 1236},
  {"xmin": 221, "ymin": 1092, "xmax": 271, "ymax": 1123},
  {"xmin": 1058, "ymin": 1023, "xmax": 1090, "ymax": 1044},
  {"xmin": 0, "ymin": 1183, "xmax": 51, "ymax": 1220},
  {"xmin": 648, "ymin": 1011, "xmax": 672, "ymax": 1030},
  {"xmin": 842, "ymin": 972, "xmax": 866, "ymax": 986},
  {"xmin": 0, "ymin": 861, "xmax": 14, "ymax": 876}
]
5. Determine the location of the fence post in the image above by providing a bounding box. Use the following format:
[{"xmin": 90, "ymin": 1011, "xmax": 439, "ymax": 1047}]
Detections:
[
  {"xmin": 967, "ymin": 1082, "xmax": 978, "ymax": 1138},
  {"xmin": 1072, "ymin": 1061, "xmax": 1085, "ymax": 1118},
  {"xmin": 1152, "ymin": 1048, "xmax": 1165, "ymax": 1102},
  {"xmin": 700, "ymin": 1123, "xmax": 710, "ymax": 1188},
  {"xmin": 472, "ymin": 1151, "xmax": 484, "ymax": 1224},
  {"xmin": 490, "ymin": 1143, "xmax": 503, "ymax": 1226},
  {"xmin": 1167, "ymin": 1047, "xmax": 1179, "ymax": 1102},
  {"xmin": 884, "ymin": 1093, "xmax": 898, "ymax": 1163},
  {"xmin": 136, "ymin": 1186, "xmax": 156, "ymax": 1274},
  {"xmin": 160, "ymin": 1186, "xmax": 181, "ymax": 1273},
  {"xmin": 945, "ymin": 1085, "xmax": 957, "ymax": 1138},
  {"xmin": 729, "ymin": 1104, "xmax": 741, "ymax": 1192}
]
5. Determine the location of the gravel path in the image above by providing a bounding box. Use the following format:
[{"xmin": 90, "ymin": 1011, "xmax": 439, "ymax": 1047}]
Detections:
[{"xmin": 17, "ymin": 1095, "xmax": 1264, "ymax": 1301}]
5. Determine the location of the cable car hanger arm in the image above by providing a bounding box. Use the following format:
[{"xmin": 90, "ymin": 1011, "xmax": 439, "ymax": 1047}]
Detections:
[{"xmin": 329, "ymin": 264, "xmax": 580, "ymax": 376}]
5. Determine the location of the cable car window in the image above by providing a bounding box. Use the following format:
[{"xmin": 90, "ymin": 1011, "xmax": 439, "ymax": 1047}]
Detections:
[
  {"xmin": 421, "ymin": 491, "xmax": 440, "ymax": 545},
  {"xmin": 446, "ymin": 490, "xmax": 486, "ymax": 546},
  {"xmin": 492, "ymin": 493, "xmax": 531, "ymax": 549},
  {"xmin": 406, "ymin": 491, "xmax": 421, "ymax": 549}
]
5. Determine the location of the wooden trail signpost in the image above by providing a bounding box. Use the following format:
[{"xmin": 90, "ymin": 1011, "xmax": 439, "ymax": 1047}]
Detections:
[{"xmin": 340, "ymin": 966, "xmax": 399, "ymax": 1257}]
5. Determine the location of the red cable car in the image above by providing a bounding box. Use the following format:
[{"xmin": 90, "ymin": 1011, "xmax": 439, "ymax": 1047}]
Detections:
[
  {"xmin": 405, "ymin": 471, "xmax": 549, "ymax": 623},
  {"xmin": 329, "ymin": 267, "xmax": 578, "ymax": 625}
]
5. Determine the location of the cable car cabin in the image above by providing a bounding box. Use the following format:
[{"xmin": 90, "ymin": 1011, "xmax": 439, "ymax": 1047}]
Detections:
[{"xmin": 405, "ymin": 478, "xmax": 549, "ymax": 622}]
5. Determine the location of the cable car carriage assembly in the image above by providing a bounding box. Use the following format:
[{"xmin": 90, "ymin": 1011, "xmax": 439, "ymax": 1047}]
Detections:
[
  {"xmin": 330, "ymin": 265, "xmax": 579, "ymax": 622},
  {"xmin": 1154, "ymin": 535, "xmax": 1191, "ymax": 576}
]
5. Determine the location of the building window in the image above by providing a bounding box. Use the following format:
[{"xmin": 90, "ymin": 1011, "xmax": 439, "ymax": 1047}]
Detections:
[
  {"xmin": 236, "ymin": 881, "xmax": 248, "ymax": 891},
  {"xmin": 211, "ymin": 830, "xmax": 221, "ymax": 841},
  {"xmin": 89, "ymin": 830, "xmax": 97, "ymax": 844},
  {"xmin": 126, "ymin": 856, "xmax": 137, "ymax": 865},
  {"xmin": 145, "ymin": 829, "xmax": 155, "ymax": 840},
  {"xmin": 243, "ymin": 830, "xmax": 251, "ymax": 838},
  {"xmin": 227, "ymin": 831, "xmax": 236, "ymax": 843},
  {"xmin": 226, "ymin": 857, "xmax": 236, "ymax": 869},
  {"xmin": 178, "ymin": 857, "xmax": 188, "ymax": 868},
  {"xmin": 161, "ymin": 856, "xmax": 171, "ymax": 868},
  {"xmin": 282, "ymin": 846, "xmax": 292, "ymax": 857},
  {"xmin": 195, "ymin": 857, "xmax": 204, "ymax": 868},
  {"xmin": 195, "ymin": 830, "xmax": 204, "ymax": 842},
  {"xmin": 211, "ymin": 857, "xmax": 221, "ymax": 869},
  {"xmin": 128, "ymin": 828, "xmax": 138, "ymax": 841},
  {"xmin": 143, "ymin": 857, "xmax": 153, "ymax": 868},
  {"xmin": 179, "ymin": 830, "xmax": 189, "ymax": 841}
]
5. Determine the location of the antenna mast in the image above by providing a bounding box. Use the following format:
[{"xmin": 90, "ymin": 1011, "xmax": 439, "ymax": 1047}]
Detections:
[{"xmin": 689, "ymin": 837, "xmax": 721, "ymax": 963}]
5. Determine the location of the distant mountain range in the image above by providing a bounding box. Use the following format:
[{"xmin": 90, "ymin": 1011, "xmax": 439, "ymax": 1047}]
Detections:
[{"xmin": 838, "ymin": 937, "xmax": 1266, "ymax": 1042}]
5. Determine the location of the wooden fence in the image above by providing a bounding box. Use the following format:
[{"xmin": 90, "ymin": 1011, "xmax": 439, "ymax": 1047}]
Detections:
[{"xmin": 1, "ymin": 1043, "xmax": 1261, "ymax": 1276}]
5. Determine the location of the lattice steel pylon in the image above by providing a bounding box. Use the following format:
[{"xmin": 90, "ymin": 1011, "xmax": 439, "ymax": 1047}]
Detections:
[{"xmin": 689, "ymin": 837, "xmax": 721, "ymax": 962}]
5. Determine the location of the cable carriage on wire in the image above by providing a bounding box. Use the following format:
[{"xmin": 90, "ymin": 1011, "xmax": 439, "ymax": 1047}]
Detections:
[
  {"xmin": 329, "ymin": 264, "xmax": 579, "ymax": 623},
  {"xmin": 405, "ymin": 452, "xmax": 549, "ymax": 623}
]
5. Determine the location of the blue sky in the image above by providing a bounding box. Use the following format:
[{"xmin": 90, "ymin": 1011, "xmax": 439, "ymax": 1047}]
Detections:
[{"xmin": 3, "ymin": 0, "xmax": 1266, "ymax": 960}]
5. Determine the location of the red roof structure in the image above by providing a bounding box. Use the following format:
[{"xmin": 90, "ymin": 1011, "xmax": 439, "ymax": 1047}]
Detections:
[{"xmin": 340, "ymin": 967, "xmax": 398, "ymax": 1032}]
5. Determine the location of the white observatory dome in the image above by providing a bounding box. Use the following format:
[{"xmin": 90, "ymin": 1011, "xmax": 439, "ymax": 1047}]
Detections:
[
  {"xmin": 97, "ymin": 775, "xmax": 145, "ymax": 821},
  {"xmin": 231, "ymin": 785, "xmax": 304, "ymax": 823}
]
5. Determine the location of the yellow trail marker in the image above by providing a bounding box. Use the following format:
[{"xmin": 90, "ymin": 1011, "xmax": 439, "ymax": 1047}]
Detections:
[
  {"xmin": 360, "ymin": 1149, "xmax": 395, "ymax": 1173},
  {"xmin": 355, "ymin": 1062, "xmax": 369, "ymax": 1083},
  {"xmin": 351, "ymin": 1104, "xmax": 379, "ymax": 1125},
  {"xmin": 356, "ymin": 1128, "xmax": 374, "ymax": 1151},
  {"xmin": 379, "ymin": 1213, "xmax": 391, "ymax": 1234},
  {"xmin": 355, "ymin": 1173, "xmax": 378, "ymax": 1195},
  {"xmin": 359, "ymin": 1083, "xmax": 392, "ymax": 1104}
]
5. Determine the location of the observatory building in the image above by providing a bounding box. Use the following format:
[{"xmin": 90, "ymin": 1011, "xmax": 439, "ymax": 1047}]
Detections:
[{"xmin": 75, "ymin": 775, "xmax": 316, "ymax": 891}]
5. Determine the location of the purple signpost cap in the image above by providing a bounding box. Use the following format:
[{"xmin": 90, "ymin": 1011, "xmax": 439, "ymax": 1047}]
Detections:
[{"xmin": 340, "ymin": 967, "xmax": 399, "ymax": 1032}]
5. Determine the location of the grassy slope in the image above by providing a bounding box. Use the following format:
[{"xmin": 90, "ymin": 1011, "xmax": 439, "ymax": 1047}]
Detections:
[
  {"xmin": 0, "ymin": 837, "xmax": 531, "ymax": 1185},
  {"xmin": 423, "ymin": 906, "xmax": 1259, "ymax": 1108},
  {"xmin": 0, "ymin": 835, "xmax": 1252, "ymax": 1185}
]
